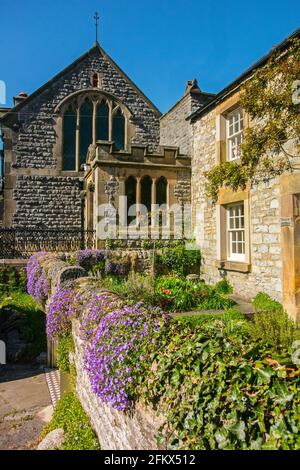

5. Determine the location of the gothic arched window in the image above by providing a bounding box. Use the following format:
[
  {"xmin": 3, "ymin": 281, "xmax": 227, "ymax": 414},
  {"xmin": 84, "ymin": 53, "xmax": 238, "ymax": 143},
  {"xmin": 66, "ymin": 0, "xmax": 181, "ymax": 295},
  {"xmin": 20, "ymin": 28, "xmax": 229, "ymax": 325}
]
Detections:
[
  {"xmin": 60, "ymin": 93, "xmax": 128, "ymax": 172},
  {"xmin": 96, "ymin": 101, "xmax": 109, "ymax": 141},
  {"xmin": 79, "ymin": 100, "xmax": 93, "ymax": 167},
  {"xmin": 125, "ymin": 176, "xmax": 137, "ymax": 224},
  {"xmin": 156, "ymin": 176, "xmax": 167, "ymax": 206},
  {"xmin": 141, "ymin": 176, "xmax": 152, "ymax": 213},
  {"xmin": 112, "ymin": 108, "xmax": 125, "ymax": 151},
  {"xmin": 62, "ymin": 105, "xmax": 76, "ymax": 171}
]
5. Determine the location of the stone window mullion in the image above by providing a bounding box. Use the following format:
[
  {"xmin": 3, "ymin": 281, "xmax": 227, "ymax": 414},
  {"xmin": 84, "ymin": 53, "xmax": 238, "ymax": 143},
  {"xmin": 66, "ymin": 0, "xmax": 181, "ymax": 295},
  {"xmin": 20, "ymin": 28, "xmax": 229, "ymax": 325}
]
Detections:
[
  {"xmin": 75, "ymin": 107, "xmax": 80, "ymax": 173},
  {"xmin": 108, "ymin": 102, "xmax": 113, "ymax": 141},
  {"xmin": 92, "ymin": 101, "xmax": 97, "ymax": 145}
]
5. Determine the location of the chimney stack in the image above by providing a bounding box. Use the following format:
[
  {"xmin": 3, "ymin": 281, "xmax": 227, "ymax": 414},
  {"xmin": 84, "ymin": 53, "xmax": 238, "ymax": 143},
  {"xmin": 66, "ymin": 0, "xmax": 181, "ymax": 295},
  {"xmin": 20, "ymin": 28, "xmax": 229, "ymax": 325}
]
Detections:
[{"xmin": 13, "ymin": 91, "xmax": 28, "ymax": 107}]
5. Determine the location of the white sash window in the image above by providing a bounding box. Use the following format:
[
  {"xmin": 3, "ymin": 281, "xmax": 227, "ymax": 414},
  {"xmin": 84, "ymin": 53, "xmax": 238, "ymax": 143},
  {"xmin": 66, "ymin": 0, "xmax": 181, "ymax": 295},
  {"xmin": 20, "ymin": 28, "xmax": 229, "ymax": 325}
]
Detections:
[
  {"xmin": 227, "ymin": 203, "xmax": 245, "ymax": 262},
  {"xmin": 227, "ymin": 108, "xmax": 243, "ymax": 161}
]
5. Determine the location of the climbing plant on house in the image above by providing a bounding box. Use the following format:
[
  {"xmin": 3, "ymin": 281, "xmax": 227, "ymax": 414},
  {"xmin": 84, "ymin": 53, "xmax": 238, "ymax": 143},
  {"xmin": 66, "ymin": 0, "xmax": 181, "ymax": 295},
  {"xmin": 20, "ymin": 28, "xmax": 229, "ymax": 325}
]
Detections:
[{"xmin": 206, "ymin": 38, "xmax": 300, "ymax": 201}]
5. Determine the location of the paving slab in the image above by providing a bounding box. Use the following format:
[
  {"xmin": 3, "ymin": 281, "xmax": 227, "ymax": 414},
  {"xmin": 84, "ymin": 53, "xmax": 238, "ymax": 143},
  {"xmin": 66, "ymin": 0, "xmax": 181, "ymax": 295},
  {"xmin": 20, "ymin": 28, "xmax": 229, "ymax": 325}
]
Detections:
[{"xmin": 0, "ymin": 364, "xmax": 53, "ymax": 450}]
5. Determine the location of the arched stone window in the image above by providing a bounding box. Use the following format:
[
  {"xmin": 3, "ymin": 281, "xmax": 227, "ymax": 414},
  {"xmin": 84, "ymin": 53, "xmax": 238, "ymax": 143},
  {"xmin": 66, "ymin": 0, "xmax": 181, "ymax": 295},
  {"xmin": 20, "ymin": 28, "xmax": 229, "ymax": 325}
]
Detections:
[
  {"xmin": 92, "ymin": 73, "xmax": 99, "ymax": 88},
  {"xmin": 59, "ymin": 91, "xmax": 129, "ymax": 172},
  {"xmin": 112, "ymin": 108, "xmax": 125, "ymax": 151},
  {"xmin": 62, "ymin": 105, "xmax": 76, "ymax": 171},
  {"xmin": 156, "ymin": 176, "xmax": 168, "ymax": 206},
  {"xmin": 79, "ymin": 100, "xmax": 93, "ymax": 167},
  {"xmin": 125, "ymin": 176, "xmax": 137, "ymax": 224},
  {"xmin": 96, "ymin": 101, "xmax": 109, "ymax": 141}
]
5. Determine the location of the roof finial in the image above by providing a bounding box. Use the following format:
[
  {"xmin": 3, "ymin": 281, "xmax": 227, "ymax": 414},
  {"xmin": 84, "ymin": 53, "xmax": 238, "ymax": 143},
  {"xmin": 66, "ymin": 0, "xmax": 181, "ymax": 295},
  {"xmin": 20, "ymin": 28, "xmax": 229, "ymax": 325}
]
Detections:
[{"xmin": 94, "ymin": 12, "xmax": 100, "ymax": 44}]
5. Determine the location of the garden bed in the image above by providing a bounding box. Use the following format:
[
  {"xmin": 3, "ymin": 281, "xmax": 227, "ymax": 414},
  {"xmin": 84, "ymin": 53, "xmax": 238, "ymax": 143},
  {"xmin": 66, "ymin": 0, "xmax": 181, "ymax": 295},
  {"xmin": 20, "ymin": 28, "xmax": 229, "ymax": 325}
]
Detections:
[{"xmin": 24, "ymin": 252, "xmax": 300, "ymax": 450}]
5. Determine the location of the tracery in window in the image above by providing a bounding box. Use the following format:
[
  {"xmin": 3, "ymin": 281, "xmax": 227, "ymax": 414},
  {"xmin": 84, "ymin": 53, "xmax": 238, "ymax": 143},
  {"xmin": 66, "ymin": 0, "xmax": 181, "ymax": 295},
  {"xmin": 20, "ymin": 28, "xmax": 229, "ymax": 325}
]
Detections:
[{"xmin": 61, "ymin": 93, "xmax": 128, "ymax": 172}]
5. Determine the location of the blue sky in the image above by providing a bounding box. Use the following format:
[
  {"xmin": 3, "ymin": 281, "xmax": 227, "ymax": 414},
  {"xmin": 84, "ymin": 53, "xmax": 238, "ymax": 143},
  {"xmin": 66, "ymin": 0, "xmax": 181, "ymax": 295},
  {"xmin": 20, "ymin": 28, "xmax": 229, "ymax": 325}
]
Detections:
[{"xmin": 0, "ymin": 0, "xmax": 300, "ymax": 112}]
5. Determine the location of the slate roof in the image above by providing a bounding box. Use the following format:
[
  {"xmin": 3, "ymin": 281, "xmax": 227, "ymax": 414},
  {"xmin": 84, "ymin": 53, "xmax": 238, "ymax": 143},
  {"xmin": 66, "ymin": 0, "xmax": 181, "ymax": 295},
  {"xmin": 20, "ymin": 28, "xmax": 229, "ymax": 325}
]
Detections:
[{"xmin": 0, "ymin": 42, "xmax": 161, "ymax": 124}]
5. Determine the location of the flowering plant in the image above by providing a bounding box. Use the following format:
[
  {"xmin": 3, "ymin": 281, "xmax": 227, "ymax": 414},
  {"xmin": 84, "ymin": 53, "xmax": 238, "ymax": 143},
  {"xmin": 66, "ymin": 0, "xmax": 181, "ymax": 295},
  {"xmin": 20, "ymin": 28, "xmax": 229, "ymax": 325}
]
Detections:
[
  {"xmin": 26, "ymin": 252, "xmax": 51, "ymax": 302},
  {"xmin": 76, "ymin": 249, "xmax": 106, "ymax": 272},
  {"xmin": 83, "ymin": 302, "xmax": 169, "ymax": 411},
  {"xmin": 104, "ymin": 260, "xmax": 131, "ymax": 276},
  {"xmin": 46, "ymin": 286, "xmax": 83, "ymax": 339}
]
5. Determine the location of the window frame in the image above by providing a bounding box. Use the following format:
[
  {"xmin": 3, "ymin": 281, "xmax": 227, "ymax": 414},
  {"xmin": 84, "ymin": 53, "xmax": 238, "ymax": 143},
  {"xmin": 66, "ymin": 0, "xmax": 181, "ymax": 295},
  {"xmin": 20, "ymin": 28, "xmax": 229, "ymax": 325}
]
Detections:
[
  {"xmin": 226, "ymin": 202, "xmax": 246, "ymax": 262},
  {"xmin": 60, "ymin": 92, "xmax": 129, "ymax": 173},
  {"xmin": 226, "ymin": 108, "xmax": 244, "ymax": 162}
]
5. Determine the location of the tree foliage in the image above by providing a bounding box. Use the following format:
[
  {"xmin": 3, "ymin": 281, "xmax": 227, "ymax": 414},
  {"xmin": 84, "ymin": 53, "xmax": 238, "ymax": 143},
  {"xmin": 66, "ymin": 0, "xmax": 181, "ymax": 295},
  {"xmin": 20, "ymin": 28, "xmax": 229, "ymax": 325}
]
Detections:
[{"xmin": 206, "ymin": 38, "xmax": 300, "ymax": 201}]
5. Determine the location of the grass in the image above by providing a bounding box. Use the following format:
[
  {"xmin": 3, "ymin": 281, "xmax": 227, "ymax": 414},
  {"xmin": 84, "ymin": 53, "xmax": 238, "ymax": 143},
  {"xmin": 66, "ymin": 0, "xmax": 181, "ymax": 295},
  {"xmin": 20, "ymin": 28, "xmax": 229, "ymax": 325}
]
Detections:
[
  {"xmin": 0, "ymin": 290, "xmax": 46, "ymax": 359},
  {"xmin": 42, "ymin": 392, "xmax": 100, "ymax": 450}
]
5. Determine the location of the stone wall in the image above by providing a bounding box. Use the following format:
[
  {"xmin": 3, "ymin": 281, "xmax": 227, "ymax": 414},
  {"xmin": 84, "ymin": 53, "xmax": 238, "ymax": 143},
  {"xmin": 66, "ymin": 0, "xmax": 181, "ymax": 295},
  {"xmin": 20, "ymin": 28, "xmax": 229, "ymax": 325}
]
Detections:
[
  {"xmin": 13, "ymin": 175, "xmax": 83, "ymax": 228},
  {"xmin": 41, "ymin": 256, "xmax": 165, "ymax": 450},
  {"xmin": 160, "ymin": 85, "xmax": 213, "ymax": 155},
  {"xmin": 192, "ymin": 109, "xmax": 282, "ymax": 301},
  {"xmin": 73, "ymin": 318, "xmax": 164, "ymax": 450}
]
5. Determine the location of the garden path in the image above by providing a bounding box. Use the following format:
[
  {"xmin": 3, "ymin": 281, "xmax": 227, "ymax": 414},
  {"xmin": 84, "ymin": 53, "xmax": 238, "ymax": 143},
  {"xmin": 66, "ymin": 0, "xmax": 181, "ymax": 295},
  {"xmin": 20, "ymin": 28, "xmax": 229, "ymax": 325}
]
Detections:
[{"xmin": 0, "ymin": 364, "xmax": 53, "ymax": 450}]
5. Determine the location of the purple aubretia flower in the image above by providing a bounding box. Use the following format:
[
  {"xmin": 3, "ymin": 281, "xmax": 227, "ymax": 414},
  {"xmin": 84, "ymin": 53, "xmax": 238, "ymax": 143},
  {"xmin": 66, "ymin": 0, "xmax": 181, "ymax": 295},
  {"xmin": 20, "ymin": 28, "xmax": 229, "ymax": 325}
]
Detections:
[
  {"xmin": 26, "ymin": 252, "xmax": 51, "ymax": 302},
  {"xmin": 82, "ymin": 301, "xmax": 169, "ymax": 411},
  {"xmin": 46, "ymin": 286, "xmax": 82, "ymax": 339}
]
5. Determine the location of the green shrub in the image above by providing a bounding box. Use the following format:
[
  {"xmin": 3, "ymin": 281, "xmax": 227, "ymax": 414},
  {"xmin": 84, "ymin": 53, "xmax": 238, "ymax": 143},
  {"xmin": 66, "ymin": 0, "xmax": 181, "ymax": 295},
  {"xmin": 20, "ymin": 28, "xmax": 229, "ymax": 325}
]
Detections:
[
  {"xmin": 42, "ymin": 392, "xmax": 100, "ymax": 450},
  {"xmin": 197, "ymin": 285, "xmax": 235, "ymax": 310},
  {"xmin": 154, "ymin": 276, "xmax": 235, "ymax": 312},
  {"xmin": 138, "ymin": 320, "xmax": 300, "ymax": 450},
  {"xmin": 155, "ymin": 276, "xmax": 199, "ymax": 311},
  {"xmin": 215, "ymin": 278, "xmax": 233, "ymax": 295},
  {"xmin": 101, "ymin": 273, "xmax": 155, "ymax": 306},
  {"xmin": 0, "ymin": 267, "xmax": 26, "ymax": 293},
  {"xmin": 249, "ymin": 293, "xmax": 298, "ymax": 351},
  {"xmin": 156, "ymin": 245, "xmax": 201, "ymax": 277},
  {"xmin": 253, "ymin": 292, "xmax": 283, "ymax": 312},
  {"xmin": 57, "ymin": 334, "xmax": 74, "ymax": 373},
  {"xmin": 0, "ymin": 291, "xmax": 46, "ymax": 358},
  {"xmin": 90, "ymin": 260, "xmax": 106, "ymax": 277}
]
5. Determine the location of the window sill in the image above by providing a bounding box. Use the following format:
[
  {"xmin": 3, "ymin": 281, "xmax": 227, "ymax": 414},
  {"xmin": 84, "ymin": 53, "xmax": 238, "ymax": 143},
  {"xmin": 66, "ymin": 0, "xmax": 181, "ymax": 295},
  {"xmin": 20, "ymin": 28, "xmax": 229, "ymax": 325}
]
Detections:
[{"xmin": 214, "ymin": 260, "xmax": 251, "ymax": 273}]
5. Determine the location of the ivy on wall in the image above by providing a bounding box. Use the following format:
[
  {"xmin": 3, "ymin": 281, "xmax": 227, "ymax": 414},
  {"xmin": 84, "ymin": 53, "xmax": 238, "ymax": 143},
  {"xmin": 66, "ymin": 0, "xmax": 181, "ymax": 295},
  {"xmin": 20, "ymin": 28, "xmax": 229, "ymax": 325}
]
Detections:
[{"xmin": 205, "ymin": 38, "xmax": 300, "ymax": 201}]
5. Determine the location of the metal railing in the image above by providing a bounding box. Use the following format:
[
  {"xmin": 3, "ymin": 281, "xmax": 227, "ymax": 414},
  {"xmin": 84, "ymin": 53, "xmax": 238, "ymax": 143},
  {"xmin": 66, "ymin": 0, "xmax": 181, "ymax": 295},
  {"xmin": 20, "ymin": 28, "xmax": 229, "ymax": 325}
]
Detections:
[{"xmin": 0, "ymin": 228, "xmax": 96, "ymax": 259}]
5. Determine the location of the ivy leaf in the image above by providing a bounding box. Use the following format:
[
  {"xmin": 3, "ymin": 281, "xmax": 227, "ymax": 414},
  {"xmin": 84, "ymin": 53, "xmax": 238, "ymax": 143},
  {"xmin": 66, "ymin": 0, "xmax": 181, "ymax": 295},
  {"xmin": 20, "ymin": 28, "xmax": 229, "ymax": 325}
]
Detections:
[
  {"xmin": 228, "ymin": 420, "xmax": 246, "ymax": 442},
  {"xmin": 256, "ymin": 366, "xmax": 273, "ymax": 384},
  {"xmin": 215, "ymin": 428, "xmax": 229, "ymax": 449},
  {"xmin": 272, "ymin": 381, "xmax": 294, "ymax": 405}
]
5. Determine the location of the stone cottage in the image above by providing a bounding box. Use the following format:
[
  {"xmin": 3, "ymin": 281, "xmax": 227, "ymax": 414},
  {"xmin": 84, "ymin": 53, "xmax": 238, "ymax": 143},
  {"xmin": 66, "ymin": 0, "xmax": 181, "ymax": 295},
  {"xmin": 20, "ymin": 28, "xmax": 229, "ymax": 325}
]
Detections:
[{"xmin": 187, "ymin": 28, "xmax": 300, "ymax": 321}]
